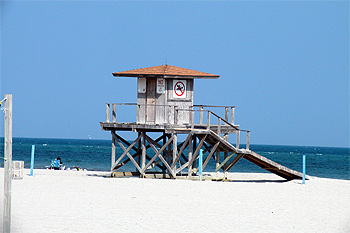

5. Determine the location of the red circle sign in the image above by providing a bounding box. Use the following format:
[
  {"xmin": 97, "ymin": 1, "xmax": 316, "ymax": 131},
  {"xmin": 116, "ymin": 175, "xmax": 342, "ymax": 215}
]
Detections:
[{"xmin": 174, "ymin": 81, "xmax": 185, "ymax": 96}]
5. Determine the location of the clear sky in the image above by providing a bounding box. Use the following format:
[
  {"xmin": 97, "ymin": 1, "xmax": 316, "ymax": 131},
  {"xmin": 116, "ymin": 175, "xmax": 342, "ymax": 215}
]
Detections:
[{"xmin": 1, "ymin": 1, "xmax": 349, "ymax": 147}]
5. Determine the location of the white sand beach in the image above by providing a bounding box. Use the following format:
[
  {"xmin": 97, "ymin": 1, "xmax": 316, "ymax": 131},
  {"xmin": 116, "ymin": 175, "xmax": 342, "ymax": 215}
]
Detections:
[{"xmin": 1, "ymin": 168, "xmax": 349, "ymax": 233}]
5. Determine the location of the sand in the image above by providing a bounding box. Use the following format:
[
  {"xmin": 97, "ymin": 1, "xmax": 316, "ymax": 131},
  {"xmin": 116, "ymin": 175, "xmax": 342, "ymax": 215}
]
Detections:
[{"xmin": 0, "ymin": 168, "xmax": 349, "ymax": 233}]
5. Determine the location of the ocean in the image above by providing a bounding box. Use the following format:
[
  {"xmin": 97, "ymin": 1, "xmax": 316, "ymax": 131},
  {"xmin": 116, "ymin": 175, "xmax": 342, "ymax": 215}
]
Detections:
[{"xmin": 0, "ymin": 137, "xmax": 349, "ymax": 180}]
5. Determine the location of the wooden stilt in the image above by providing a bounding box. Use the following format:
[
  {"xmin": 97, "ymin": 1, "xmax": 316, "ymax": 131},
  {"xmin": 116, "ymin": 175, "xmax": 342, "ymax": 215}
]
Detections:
[
  {"xmin": 173, "ymin": 133, "xmax": 177, "ymax": 174},
  {"xmin": 188, "ymin": 134, "xmax": 193, "ymax": 179},
  {"xmin": 137, "ymin": 131, "xmax": 141, "ymax": 170},
  {"xmin": 111, "ymin": 131, "xmax": 116, "ymax": 170},
  {"xmin": 141, "ymin": 131, "xmax": 146, "ymax": 170}
]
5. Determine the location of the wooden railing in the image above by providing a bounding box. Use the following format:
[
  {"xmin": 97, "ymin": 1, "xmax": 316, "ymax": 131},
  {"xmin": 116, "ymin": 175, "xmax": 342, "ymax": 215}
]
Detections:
[{"xmin": 105, "ymin": 103, "xmax": 250, "ymax": 150}]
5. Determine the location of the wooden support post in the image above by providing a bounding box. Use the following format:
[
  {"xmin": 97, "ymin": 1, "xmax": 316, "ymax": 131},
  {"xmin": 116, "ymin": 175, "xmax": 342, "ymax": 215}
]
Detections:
[
  {"xmin": 236, "ymin": 130, "xmax": 240, "ymax": 149},
  {"xmin": 3, "ymin": 94, "xmax": 12, "ymax": 233},
  {"xmin": 106, "ymin": 104, "xmax": 110, "ymax": 122},
  {"xmin": 111, "ymin": 131, "xmax": 116, "ymax": 170}
]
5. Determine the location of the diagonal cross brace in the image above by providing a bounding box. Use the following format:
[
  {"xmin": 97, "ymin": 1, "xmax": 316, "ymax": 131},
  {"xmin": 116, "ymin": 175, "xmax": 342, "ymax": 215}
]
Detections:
[
  {"xmin": 141, "ymin": 135, "xmax": 175, "ymax": 177},
  {"xmin": 112, "ymin": 133, "xmax": 142, "ymax": 173},
  {"xmin": 223, "ymin": 153, "xmax": 245, "ymax": 172}
]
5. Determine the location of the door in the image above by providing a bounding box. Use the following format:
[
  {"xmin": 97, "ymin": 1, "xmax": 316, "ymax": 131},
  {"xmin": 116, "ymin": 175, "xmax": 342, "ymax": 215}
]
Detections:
[{"xmin": 146, "ymin": 79, "xmax": 156, "ymax": 123}]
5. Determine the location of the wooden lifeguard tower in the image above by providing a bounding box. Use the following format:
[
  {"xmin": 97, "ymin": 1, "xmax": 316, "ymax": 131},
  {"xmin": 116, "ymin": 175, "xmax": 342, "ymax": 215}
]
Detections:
[{"xmin": 101, "ymin": 65, "xmax": 306, "ymax": 180}]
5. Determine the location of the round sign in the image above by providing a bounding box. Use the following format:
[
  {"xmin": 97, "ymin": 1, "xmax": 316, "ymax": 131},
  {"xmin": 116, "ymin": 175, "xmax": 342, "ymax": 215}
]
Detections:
[{"xmin": 174, "ymin": 81, "xmax": 185, "ymax": 97}]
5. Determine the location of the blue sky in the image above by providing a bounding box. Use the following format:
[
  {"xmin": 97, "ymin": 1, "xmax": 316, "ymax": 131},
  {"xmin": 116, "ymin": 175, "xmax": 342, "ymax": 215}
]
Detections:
[{"xmin": 1, "ymin": 1, "xmax": 349, "ymax": 147}]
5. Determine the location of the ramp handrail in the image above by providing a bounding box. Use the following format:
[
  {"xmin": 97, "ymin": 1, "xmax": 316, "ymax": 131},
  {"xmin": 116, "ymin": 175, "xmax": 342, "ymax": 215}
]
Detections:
[{"xmin": 174, "ymin": 108, "xmax": 250, "ymax": 150}]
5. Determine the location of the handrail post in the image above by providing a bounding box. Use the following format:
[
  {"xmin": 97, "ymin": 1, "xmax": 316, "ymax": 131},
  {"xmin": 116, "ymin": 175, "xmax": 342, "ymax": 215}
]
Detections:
[
  {"xmin": 106, "ymin": 104, "xmax": 110, "ymax": 123},
  {"xmin": 217, "ymin": 118, "xmax": 221, "ymax": 136},
  {"xmin": 246, "ymin": 131, "xmax": 250, "ymax": 150},
  {"xmin": 231, "ymin": 107, "xmax": 235, "ymax": 125},
  {"xmin": 207, "ymin": 111, "xmax": 211, "ymax": 130},
  {"xmin": 191, "ymin": 109, "xmax": 194, "ymax": 130},
  {"xmin": 199, "ymin": 106, "xmax": 204, "ymax": 125},
  {"xmin": 225, "ymin": 107, "xmax": 229, "ymax": 122},
  {"xmin": 112, "ymin": 104, "xmax": 116, "ymax": 122},
  {"xmin": 236, "ymin": 130, "xmax": 240, "ymax": 149}
]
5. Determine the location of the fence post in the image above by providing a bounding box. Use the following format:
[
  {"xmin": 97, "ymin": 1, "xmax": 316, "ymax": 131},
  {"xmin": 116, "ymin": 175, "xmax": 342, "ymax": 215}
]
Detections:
[
  {"xmin": 3, "ymin": 94, "xmax": 13, "ymax": 233},
  {"xmin": 30, "ymin": 145, "xmax": 35, "ymax": 176},
  {"xmin": 302, "ymin": 155, "xmax": 306, "ymax": 184},
  {"xmin": 199, "ymin": 149, "xmax": 203, "ymax": 181}
]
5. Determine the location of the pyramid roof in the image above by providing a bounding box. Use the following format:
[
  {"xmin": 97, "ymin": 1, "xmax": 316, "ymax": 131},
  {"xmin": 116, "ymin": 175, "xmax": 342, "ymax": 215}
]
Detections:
[{"xmin": 112, "ymin": 65, "xmax": 219, "ymax": 79}]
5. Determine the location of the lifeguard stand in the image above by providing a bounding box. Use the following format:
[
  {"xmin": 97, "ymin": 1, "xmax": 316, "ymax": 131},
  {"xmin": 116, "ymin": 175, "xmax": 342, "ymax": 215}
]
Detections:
[{"xmin": 101, "ymin": 65, "xmax": 306, "ymax": 180}]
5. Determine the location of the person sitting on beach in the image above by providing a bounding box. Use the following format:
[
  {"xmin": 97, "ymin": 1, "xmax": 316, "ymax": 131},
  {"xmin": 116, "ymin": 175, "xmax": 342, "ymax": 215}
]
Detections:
[{"xmin": 51, "ymin": 157, "xmax": 63, "ymax": 170}]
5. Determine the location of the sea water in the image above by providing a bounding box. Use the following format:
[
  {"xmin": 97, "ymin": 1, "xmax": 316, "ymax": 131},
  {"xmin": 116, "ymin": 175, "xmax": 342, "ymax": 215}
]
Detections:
[{"xmin": 0, "ymin": 138, "xmax": 349, "ymax": 180}]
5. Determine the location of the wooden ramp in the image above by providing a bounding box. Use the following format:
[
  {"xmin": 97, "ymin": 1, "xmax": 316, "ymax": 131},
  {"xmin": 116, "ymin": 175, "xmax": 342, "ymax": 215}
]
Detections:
[{"xmin": 197, "ymin": 130, "xmax": 308, "ymax": 180}]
